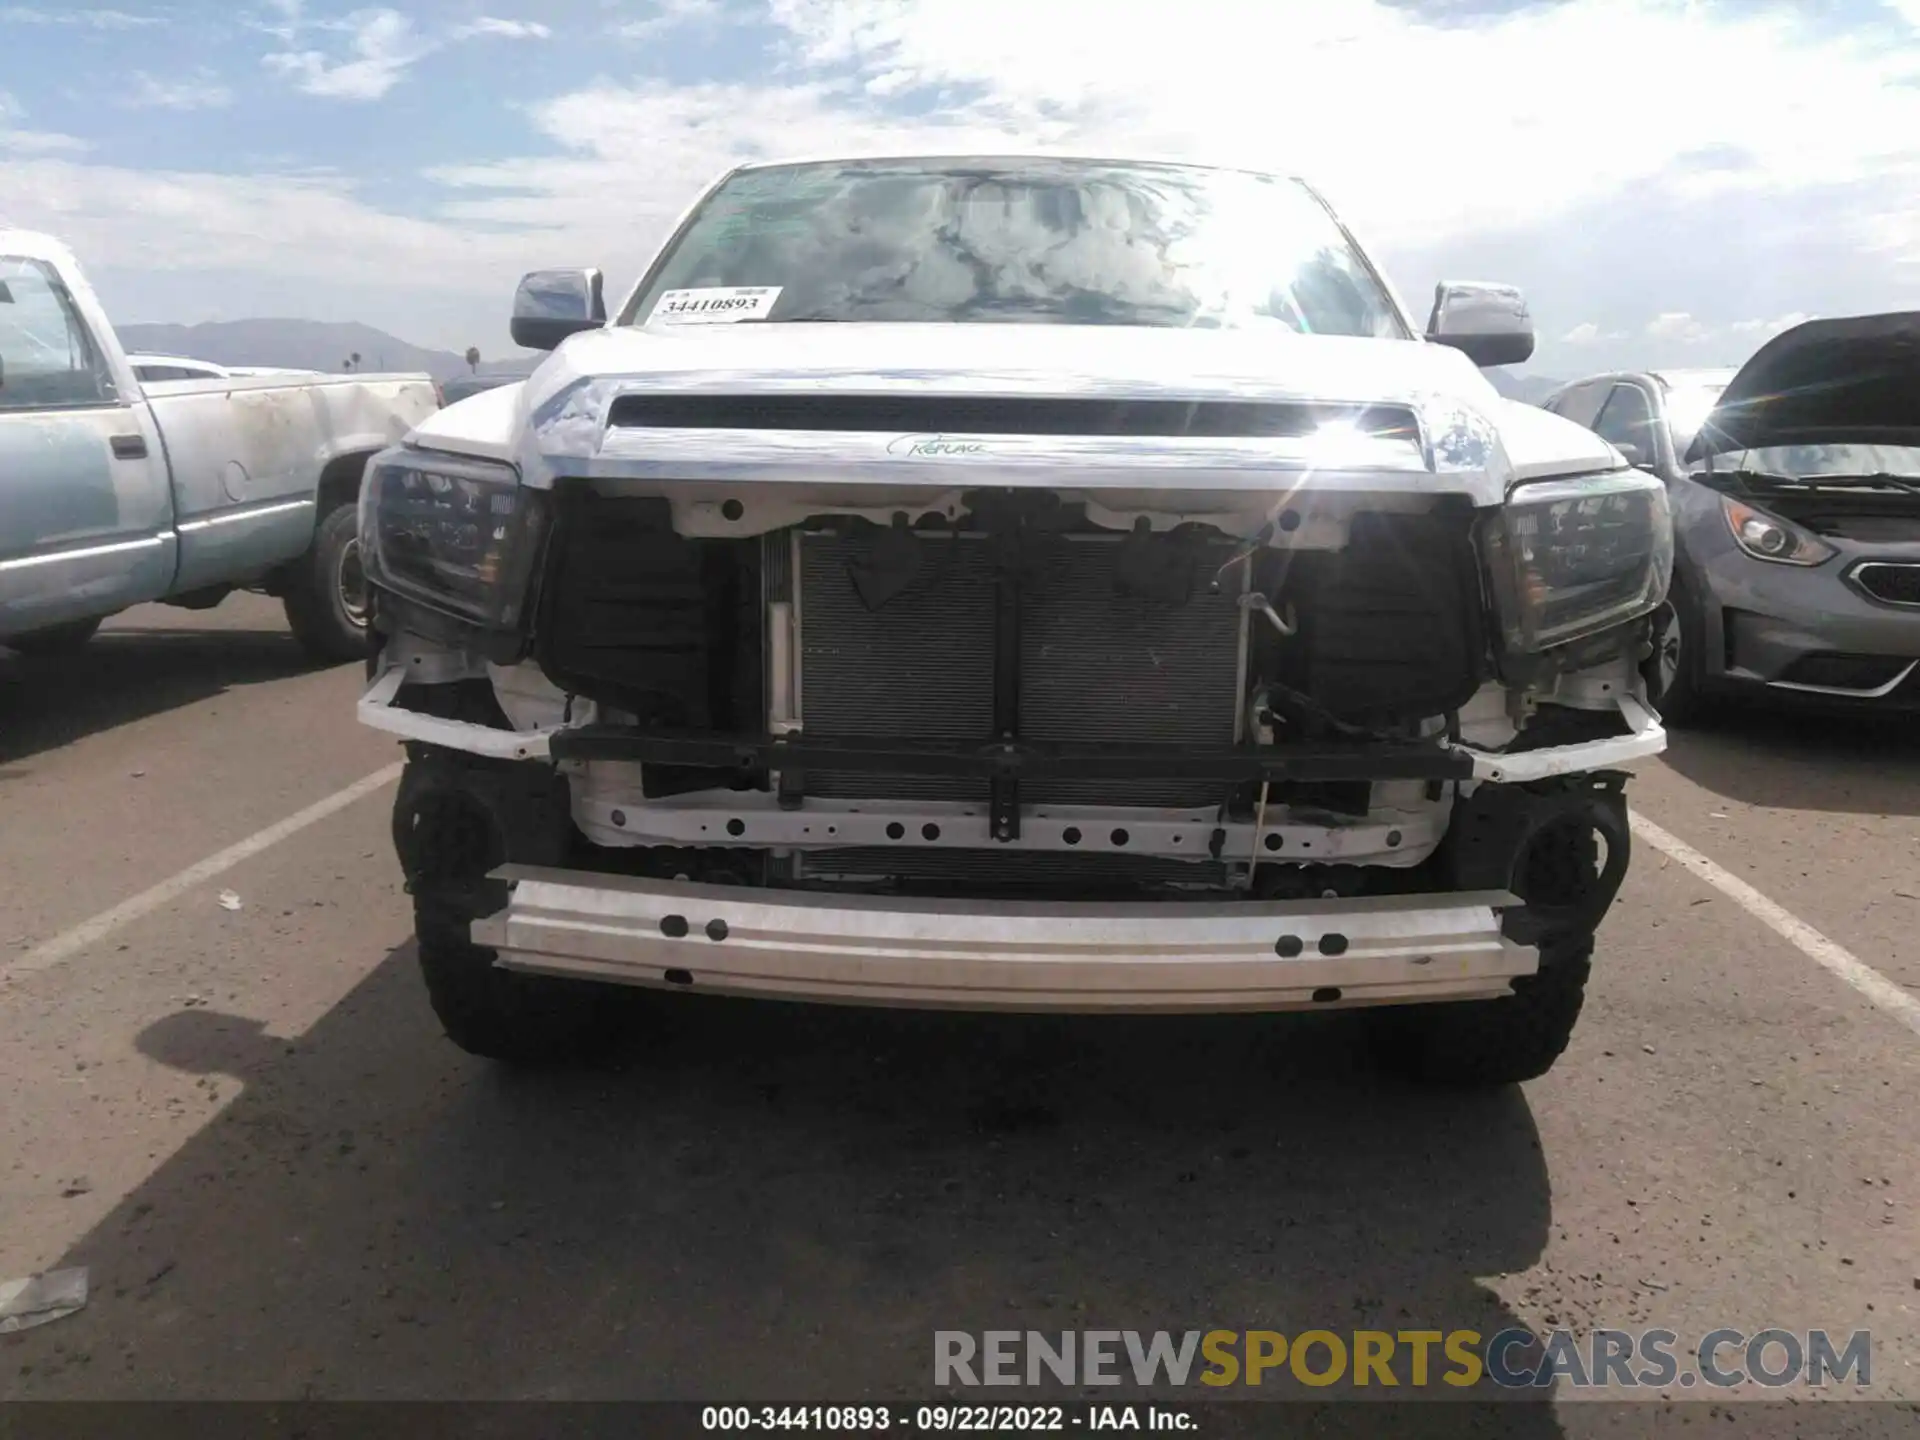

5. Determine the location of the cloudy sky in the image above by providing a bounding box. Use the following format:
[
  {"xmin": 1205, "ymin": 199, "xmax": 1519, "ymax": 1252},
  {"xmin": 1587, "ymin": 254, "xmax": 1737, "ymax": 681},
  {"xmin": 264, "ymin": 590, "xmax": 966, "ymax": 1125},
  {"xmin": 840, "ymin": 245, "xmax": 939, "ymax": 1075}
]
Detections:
[{"xmin": 2, "ymin": 0, "xmax": 1917, "ymax": 374}]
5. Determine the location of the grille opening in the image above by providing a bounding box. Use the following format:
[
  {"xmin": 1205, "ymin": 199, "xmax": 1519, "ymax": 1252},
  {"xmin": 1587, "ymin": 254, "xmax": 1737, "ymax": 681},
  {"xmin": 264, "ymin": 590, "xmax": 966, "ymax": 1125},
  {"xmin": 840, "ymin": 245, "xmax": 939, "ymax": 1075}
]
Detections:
[
  {"xmin": 795, "ymin": 524, "xmax": 1249, "ymax": 808},
  {"xmin": 1853, "ymin": 562, "xmax": 1920, "ymax": 607},
  {"xmin": 605, "ymin": 393, "xmax": 1419, "ymax": 440},
  {"xmin": 533, "ymin": 486, "xmax": 1481, "ymax": 899}
]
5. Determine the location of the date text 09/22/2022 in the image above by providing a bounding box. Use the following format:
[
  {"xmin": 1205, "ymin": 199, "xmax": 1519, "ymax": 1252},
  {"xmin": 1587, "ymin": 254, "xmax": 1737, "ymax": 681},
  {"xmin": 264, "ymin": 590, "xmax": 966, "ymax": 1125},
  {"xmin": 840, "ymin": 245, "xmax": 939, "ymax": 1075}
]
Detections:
[{"xmin": 701, "ymin": 1405, "xmax": 1194, "ymax": 1431}]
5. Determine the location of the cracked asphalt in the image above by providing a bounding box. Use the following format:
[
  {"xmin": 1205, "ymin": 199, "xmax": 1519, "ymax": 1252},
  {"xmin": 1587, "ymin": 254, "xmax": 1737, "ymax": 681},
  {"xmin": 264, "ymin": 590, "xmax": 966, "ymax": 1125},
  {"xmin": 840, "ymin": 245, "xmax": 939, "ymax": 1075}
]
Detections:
[{"xmin": 2, "ymin": 597, "xmax": 1917, "ymax": 1435}]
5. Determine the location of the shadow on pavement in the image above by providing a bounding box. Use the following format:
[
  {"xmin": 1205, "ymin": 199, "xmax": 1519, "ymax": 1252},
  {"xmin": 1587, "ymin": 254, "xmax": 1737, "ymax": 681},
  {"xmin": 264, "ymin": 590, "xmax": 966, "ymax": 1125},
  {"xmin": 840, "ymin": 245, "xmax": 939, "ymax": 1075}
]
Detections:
[
  {"xmin": 3, "ymin": 941, "xmax": 1561, "ymax": 1434},
  {"xmin": 1658, "ymin": 706, "xmax": 1920, "ymax": 816},
  {"xmin": 0, "ymin": 623, "xmax": 320, "ymax": 766}
]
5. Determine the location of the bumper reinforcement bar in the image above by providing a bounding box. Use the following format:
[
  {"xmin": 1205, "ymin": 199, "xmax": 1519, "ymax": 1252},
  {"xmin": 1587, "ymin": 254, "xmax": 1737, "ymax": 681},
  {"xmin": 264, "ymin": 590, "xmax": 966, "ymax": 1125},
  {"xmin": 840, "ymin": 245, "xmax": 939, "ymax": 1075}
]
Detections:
[{"xmin": 472, "ymin": 866, "xmax": 1535, "ymax": 1012}]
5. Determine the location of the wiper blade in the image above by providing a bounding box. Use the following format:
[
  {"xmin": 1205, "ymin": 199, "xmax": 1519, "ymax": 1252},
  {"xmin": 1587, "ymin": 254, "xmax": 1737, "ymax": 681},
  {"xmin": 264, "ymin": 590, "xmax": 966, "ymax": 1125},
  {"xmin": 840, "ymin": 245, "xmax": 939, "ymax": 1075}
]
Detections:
[
  {"xmin": 1708, "ymin": 467, "xmax": 1799, "ymax": 483},
  {"xmin": 1693, "ymin": 467, "xmax": 1800, "ymax": 491},
  {"xmin": 1802, "ymin": 471, "xmax": 1920, "ymax": 496}
]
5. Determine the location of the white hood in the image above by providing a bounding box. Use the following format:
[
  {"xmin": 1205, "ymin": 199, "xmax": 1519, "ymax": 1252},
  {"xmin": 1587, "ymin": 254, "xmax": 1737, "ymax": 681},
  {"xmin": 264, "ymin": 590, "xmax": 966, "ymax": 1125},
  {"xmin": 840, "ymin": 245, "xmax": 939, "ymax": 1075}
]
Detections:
[
  {"xmin": 408, "ymin": 377, "xmax": 524, "ymax": 461},
  {"xmin": 404, "ymin": 323, "xmax": 1618, "ymax": 504},
  {"xmin": 528, "ymin": 320, "xmax": 1499, "ymax": 413}
]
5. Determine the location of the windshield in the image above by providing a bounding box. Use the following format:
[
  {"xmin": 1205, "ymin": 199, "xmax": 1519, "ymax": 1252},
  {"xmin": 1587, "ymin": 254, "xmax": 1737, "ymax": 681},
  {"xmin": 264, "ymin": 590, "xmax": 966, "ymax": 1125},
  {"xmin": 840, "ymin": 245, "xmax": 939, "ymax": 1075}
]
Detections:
[
  {"xmin": 1663, "ymin": 383, "xmax": 1725, "ymax": 459},
  {"xmin": 1700, "ymin": 442, "xmax": 1920, "ymax": 480},
  {"xmin": 620, "ymin": 158, "xmax": 1409, "ymax": 337}
]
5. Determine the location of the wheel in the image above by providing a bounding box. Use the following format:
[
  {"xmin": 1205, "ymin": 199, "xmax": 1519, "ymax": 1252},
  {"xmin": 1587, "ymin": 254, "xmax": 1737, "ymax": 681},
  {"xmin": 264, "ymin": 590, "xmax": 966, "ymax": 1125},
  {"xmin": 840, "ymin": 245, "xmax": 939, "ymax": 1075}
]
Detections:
[
  {"xmin": 1642, "ymin": 568, "xmax": 1708, "ymax": 725},
  {"xmin": 397, "ymin": 763, "xmax": 634, "ymax": 1066},
  {"xmin": 415, "ymin": 898, "xmax": 632, "ymax": 1066},
  {"xmin": 1370, "ymin": 934, "xmax": 1594, "ymax": 1087},
  {"xmin": 283, "ymin": 500, "xmax": 372, "ymax": 665},
  {"xmin": 6, "ymin": 618, "xmax": 101, "ymax": 656}
]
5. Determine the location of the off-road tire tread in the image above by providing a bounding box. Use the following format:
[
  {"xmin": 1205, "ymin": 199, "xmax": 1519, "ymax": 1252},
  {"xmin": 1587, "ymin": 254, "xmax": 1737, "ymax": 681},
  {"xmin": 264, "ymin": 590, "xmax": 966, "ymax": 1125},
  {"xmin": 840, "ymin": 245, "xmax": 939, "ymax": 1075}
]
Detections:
[
  {"xmin": 1376, "ymin": 934, "xmax": 1593, "ymax": 1087},
  {"xmin": 414, "ymin": 897, "xmax": 629, "ymax": 1066}
]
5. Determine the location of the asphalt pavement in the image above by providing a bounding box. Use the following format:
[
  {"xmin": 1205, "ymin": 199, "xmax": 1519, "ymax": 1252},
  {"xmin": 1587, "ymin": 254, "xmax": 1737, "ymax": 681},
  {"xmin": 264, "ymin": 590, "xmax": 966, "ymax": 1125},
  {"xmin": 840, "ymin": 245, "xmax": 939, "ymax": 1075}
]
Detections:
[{"xmin": 2, "ymin": 597, "xmax": 1916, "ymax": 1430}]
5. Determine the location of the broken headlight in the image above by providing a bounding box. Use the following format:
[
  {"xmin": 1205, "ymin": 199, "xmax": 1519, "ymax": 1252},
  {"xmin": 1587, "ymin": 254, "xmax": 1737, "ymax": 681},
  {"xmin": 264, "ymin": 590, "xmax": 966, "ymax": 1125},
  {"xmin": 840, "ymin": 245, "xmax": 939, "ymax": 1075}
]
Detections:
[
  {"xmin": 358, "ymin": 450, "xmax": 548, "ymax": 629},
  {"xmin": 1482, "ymin": 468, "xmax": 1673, "ymax": 653}
]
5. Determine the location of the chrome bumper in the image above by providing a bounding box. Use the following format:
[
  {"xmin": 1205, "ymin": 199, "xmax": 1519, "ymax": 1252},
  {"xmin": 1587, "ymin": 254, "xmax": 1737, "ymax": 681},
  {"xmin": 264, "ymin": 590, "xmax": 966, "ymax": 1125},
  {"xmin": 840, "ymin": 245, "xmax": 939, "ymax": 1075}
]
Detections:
[{"xmin": 472, "ymin": 866, "xmax": 1536, "ymax": 1013}]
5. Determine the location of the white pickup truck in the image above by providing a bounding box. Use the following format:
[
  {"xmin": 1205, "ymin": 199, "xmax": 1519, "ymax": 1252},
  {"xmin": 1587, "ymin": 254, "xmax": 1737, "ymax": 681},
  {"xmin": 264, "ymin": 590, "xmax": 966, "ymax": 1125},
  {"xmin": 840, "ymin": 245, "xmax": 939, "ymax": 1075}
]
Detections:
[
  {"xmin": 0, "ymin": 231, "xmax": 439, "ymax": 660},
  {"xmin": 358, "ymin": 153, "xmax": 1673, "ymax": 1085}
]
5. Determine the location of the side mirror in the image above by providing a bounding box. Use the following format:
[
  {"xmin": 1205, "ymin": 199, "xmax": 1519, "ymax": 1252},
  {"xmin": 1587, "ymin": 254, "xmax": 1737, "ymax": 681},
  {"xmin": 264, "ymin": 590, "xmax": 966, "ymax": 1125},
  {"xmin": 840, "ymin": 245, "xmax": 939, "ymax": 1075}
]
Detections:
[
  {"xmin": 1425, "ymin": 281, "xmax": 1535, "ymax": 368},
  {"xmin": 1613, "ymin": 440, "xmax": 1650, "ymax": 469},
  {"xmin": 511, "ymin": 268, "xmax": 606, "ymax": 351}
]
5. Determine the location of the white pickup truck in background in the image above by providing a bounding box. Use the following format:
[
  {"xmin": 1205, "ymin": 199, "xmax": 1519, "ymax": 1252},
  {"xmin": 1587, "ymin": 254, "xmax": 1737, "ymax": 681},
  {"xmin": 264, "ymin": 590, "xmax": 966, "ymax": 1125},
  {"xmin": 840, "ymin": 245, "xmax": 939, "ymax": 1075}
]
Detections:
[{"xmin": 0, "ymin": 230, "xmax": 439, "ymax": 661}]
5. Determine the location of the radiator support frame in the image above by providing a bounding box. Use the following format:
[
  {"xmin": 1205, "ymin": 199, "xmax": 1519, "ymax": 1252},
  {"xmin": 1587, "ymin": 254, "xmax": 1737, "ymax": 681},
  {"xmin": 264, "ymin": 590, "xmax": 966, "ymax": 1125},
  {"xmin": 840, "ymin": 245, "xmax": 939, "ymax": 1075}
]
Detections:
[{"xmin": 546, "ymin": 725, "xmax": 1473, "ymax": 783}]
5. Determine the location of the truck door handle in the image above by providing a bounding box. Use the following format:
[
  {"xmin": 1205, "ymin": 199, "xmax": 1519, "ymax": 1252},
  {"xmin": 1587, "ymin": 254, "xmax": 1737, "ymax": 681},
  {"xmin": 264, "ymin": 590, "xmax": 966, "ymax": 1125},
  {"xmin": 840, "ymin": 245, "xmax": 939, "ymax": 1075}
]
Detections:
[{"xmin": 110, "ymin": 433, "xmax": 148, "ymax": 460}]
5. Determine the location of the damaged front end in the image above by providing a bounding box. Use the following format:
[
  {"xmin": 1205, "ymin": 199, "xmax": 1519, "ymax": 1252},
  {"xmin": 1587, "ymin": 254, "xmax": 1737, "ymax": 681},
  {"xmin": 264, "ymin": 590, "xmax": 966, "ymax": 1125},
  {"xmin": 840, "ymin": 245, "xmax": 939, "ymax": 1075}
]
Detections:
[{"xmin": 357, "ymin": 387, "xmax": 1668, "ymax": 1013}]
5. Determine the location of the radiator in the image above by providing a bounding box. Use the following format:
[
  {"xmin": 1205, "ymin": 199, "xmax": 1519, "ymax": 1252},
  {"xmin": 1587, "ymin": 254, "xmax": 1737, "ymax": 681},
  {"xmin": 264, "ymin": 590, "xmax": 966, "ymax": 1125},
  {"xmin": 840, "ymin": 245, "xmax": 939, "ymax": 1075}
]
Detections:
[{"xmin": 793, "ymin": 528, "xmax": 1245, "ymax": 809}]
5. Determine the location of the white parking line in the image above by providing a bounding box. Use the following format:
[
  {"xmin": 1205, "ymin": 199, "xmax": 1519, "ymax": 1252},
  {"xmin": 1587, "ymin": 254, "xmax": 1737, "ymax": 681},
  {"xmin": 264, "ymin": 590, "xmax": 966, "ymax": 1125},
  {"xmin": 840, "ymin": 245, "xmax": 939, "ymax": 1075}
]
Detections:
[
  {"xmin": 1, "ymin": 762, "xmax": 404, "ymax": 989},
  {"xmin": 8, "ymin": 764, "xmax": 1912, "ymax": 1039},
  {"xmin": 1631, "ymin": 810, "xmax": 1920, "ymax": 1038}
]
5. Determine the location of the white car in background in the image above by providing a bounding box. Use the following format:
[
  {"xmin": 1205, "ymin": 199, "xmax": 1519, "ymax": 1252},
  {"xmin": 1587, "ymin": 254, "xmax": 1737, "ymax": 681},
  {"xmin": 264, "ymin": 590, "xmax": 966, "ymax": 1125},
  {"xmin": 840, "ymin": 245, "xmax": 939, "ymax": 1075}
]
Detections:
[{"xmin": 126, "ymin": 353, "xmax": 324, "ymax": 384}]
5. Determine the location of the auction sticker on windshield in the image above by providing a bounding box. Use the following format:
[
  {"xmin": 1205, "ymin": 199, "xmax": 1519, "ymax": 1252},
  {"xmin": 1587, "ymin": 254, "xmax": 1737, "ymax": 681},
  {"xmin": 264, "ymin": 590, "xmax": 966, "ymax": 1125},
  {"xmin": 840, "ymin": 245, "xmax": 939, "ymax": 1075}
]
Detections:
[{"xmin": 650, "ymin": 286, "xmax": 782, "ymax": 325}]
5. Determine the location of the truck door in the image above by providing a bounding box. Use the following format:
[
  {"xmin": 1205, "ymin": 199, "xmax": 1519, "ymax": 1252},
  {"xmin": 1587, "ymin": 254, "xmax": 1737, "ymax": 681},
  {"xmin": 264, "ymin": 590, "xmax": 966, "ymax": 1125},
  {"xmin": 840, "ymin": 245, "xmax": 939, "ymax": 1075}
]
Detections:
[{"xmin": 0, "ymin": 252, "xmax": 174, "ymax": 640}]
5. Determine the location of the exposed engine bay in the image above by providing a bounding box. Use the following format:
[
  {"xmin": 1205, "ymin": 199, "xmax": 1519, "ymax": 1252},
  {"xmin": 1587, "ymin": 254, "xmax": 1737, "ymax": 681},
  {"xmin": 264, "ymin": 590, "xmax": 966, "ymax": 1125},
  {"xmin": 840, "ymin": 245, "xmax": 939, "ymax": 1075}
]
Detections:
[
  {"xmin": 1693, "ymin": 468, "xmax": 1920, "ymax": 545},
  {"xmin": 384, "ymin": 480, "xmax": 1653, "ymax": 905},
  {"xmin": 1754, "ymin": 488, "xmax": 1920, "ymax": 545}
]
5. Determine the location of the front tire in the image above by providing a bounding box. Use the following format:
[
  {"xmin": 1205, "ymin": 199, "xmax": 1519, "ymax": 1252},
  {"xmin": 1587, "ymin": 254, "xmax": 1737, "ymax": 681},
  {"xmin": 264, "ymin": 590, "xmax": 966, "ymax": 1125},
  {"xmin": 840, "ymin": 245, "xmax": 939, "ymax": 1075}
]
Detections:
[
  {"xmin": 1371, "ymin": 934, "xmax": 1593, "ymax": 1087},
  {"xmin": 415, "ymin": 897, "xmax": 631, "ymax": 1066},
  {"xmin": 6, "ymin": 618, "xmax": 101, "ymax": 656},
  {"xmin": 396, "ymin": 757, "xmax": 634, "ymax": 1066},
  {"xmin": 283, "ymin": 500, "xmax": 371, "ymax": 665},
  {"xmin": 1643, "ymin": 569, "xmax": 1708, "ymax": 726}
]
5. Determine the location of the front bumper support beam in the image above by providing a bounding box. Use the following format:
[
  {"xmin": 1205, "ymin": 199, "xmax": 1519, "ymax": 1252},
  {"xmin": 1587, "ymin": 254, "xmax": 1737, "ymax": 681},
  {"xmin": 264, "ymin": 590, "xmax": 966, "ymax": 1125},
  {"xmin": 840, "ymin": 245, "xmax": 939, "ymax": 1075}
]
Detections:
[{"xmin": 473, "ymin": 867, "xmax": 1534, "ymax": 1012}]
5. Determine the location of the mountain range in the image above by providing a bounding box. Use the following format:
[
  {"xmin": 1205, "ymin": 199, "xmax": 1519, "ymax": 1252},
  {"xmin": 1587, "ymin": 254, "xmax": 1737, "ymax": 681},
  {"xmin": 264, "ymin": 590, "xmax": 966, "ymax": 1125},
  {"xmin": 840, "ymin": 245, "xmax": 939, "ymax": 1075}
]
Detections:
[
  {"xmin": 113, "ymin": 319, "xmax": 541, "ymax": 383},
  {"xmin": 113, "ymin": 317, "xmax": 1569, "ymax": 404}
]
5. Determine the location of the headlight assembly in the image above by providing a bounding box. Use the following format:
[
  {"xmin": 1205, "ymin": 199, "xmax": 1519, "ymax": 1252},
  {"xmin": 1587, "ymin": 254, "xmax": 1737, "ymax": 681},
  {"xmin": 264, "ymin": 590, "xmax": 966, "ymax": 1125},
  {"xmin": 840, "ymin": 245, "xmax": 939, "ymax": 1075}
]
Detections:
[
  {"xmin": 1720, "ymin": 495, "xmax": 1834, "ymax": 566},
  {"xmin": 358, "ymin": 450, "xmax": 548, "ymax": 630},
  {"xmin": 1483, "ymin": 467, "xmax": 1673, "ymax": 654}
]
